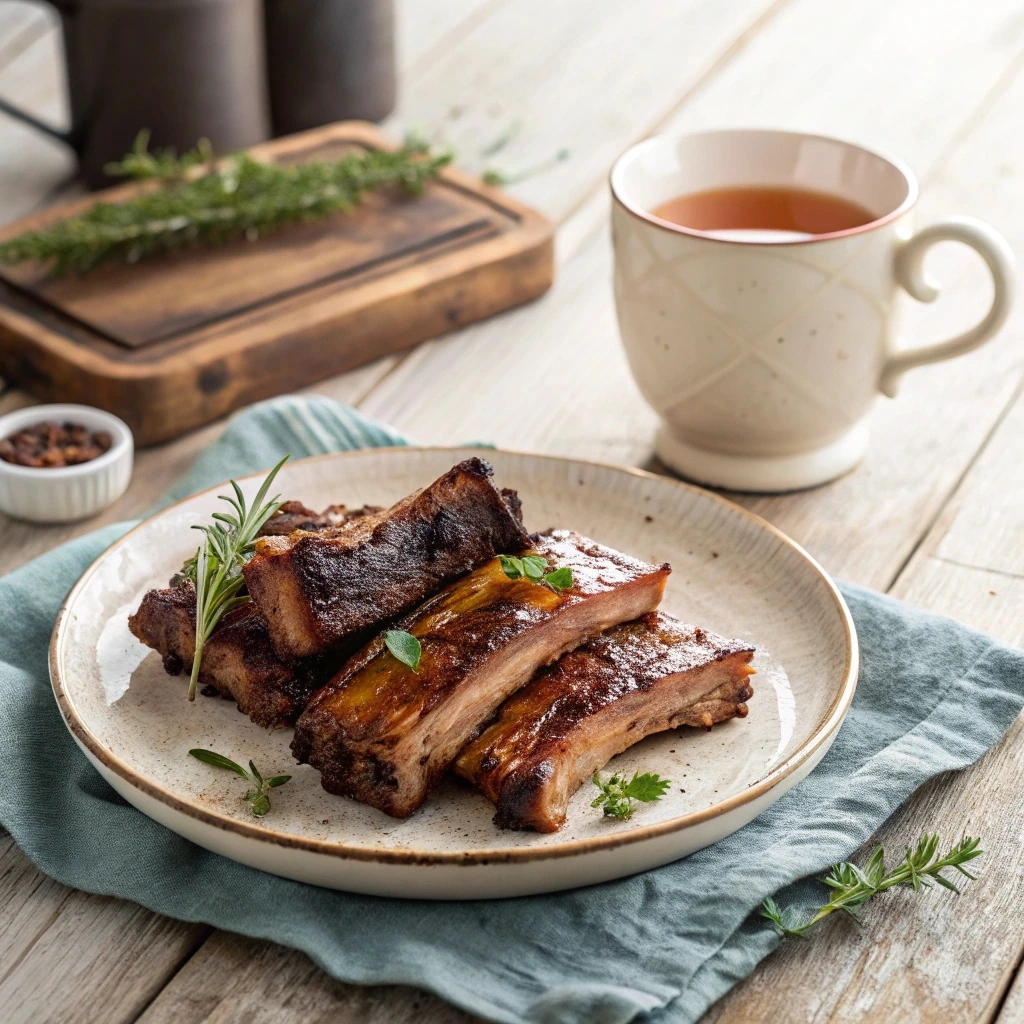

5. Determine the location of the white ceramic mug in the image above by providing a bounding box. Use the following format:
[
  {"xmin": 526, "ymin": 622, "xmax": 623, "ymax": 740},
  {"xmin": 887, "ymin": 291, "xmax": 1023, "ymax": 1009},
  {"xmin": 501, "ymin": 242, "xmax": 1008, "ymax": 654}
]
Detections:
[{"xmin": 611, "ymin": 129, "xmax": 1015, "ymax": 491}]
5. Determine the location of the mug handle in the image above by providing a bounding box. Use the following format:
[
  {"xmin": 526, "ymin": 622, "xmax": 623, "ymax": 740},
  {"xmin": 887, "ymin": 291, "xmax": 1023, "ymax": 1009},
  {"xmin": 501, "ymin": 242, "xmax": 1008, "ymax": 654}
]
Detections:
[
  {"xmin": 879, "ymin": 216, "xmax": 1015, "ymax": 398},
  {"xmin": 0, "ymin": 1, "xmax": 78, "ymax": 148}
]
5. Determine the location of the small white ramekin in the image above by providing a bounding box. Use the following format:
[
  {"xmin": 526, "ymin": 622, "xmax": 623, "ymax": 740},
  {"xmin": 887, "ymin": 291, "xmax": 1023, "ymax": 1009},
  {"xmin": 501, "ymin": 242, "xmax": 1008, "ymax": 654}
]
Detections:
[{"xmin": 0, "ymin": 404, "xmax": 134, "ymax": 523}]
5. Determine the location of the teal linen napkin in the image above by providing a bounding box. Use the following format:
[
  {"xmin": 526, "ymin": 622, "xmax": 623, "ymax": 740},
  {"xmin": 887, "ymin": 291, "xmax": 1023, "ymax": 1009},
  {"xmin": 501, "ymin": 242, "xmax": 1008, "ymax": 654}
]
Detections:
[{"xmin": 2, "ymin": 395, "xmax": 1023, "ymax": 1024}]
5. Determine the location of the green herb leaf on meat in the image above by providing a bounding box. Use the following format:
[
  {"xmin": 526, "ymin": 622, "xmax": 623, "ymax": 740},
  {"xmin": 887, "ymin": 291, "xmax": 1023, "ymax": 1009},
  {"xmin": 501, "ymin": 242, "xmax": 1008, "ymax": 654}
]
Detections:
[{"xmin": 385, "ymin": 630, "xmax": 423, "ymax": 672}]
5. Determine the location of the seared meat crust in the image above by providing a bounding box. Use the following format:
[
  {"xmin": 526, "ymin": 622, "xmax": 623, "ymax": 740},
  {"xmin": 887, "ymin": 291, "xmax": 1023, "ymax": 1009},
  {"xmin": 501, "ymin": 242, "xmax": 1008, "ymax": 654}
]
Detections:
[
  {"xmin": 127, "ymin": 582, "xmax": 349, "ymax": 727},
  {"xmin": 455, "ymin": 613, "xmax": 755, "ymax": 832},
  {"xmin": 127, "ymin": 501, "xmax": 376, "ymax": 727},
  {"xmin": 259, "ymin": 500, "xmax": 381, "ymax": 536},
  {"xmin": 244, "ymin": 458, "xmax": 531, "ymax": 659},
  {"xmin": 291, "ymin": 531, "xmax": 671, "ymax": 818}
]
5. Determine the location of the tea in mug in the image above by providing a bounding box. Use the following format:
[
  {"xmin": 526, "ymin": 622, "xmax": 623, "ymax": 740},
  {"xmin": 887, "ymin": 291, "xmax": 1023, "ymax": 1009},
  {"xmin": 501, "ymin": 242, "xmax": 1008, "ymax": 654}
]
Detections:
[{"xmin": 651, "ymin": 185, "xmax": 875, "ymax": 242}]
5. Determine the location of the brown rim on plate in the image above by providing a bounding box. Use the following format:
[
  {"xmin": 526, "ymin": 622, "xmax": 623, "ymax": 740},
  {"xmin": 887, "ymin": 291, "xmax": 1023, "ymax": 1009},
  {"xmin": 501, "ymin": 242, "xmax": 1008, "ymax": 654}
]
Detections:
[
  {"xmin": 609, "ymin": 128, "xmax": 919, "ymax": 247},
  {"xmin": 49, "ymin": 446, "xmax": 858, "ymax": 867}
]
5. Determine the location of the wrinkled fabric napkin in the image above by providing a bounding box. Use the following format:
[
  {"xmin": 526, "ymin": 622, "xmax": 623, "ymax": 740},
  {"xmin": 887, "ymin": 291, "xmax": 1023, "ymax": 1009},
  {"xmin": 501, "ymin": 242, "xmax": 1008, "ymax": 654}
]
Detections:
[{"xmin": 2, "ymin": 395, "xmax": 1022, "ymax": 1024}]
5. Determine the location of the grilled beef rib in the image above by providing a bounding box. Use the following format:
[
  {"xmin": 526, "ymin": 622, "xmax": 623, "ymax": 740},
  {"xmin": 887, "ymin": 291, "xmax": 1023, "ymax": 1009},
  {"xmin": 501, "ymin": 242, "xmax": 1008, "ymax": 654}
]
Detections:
[
  {"xmin": 291, "ymin": 531, "xmax": 671, "ymax": 817},
  {"xmin": 455, "ymin": 612, "xmax": 755, "ymax": 832},
  {"xmin": 127, "ymin": 502, "xmax": 376, "ymax": 727},
  {"xmin": 244, "ymin": 458, "xmax": 530, "ymax": 659}
]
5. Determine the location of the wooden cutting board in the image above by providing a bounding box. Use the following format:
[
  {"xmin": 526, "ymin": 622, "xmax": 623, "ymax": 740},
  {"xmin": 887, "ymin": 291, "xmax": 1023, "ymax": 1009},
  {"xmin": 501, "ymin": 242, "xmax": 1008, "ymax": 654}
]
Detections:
[{"xmin": 0, "ymin": 122, "xmax": 553, "ymax": 445}]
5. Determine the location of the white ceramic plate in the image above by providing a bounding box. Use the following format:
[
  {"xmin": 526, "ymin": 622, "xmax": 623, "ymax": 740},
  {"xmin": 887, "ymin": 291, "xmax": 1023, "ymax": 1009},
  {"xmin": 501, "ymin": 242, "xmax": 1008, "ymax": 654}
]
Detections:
[{"xmin": 51, "ymin": 448, "xmax": 857, "ymax": 899}]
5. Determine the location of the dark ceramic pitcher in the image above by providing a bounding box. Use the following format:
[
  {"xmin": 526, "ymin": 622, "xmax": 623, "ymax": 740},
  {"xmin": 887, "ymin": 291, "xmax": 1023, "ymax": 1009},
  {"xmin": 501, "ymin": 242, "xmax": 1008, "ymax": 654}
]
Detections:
[
  {"xmin": 263, "ymin": 0, "xmax": 396, "ymax": 135},
  {"xmin": 0, "ymin": 0, "xmax": 271, "ymax": 189}
]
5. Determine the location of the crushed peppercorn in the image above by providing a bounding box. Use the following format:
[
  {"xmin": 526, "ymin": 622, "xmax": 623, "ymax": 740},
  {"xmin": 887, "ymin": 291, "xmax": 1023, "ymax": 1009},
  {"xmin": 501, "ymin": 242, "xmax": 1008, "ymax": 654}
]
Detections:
[{"xmin": 0, "ymin": 421, "xmax": 113, "ymax": 468}]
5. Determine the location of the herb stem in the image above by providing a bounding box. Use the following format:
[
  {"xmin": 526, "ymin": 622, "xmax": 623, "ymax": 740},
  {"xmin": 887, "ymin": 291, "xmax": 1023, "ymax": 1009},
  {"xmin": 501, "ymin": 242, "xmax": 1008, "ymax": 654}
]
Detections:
[
  {"xmin": 762, "ymin": 834, "xmax": 984, "ymax": 938},
  {"xmin": 0, "ymin": 133, "xmax": 452, "ymax": 276},
  {"xmin": 186, "ymin": 456, "xmax": 289, "ymax": 700}
]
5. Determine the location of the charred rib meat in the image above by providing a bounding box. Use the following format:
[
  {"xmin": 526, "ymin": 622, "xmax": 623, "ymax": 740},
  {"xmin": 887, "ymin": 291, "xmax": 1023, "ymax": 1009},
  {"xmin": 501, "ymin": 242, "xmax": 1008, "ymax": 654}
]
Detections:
[
  {"xmin": 244, "ymin": 458, "xmax": 531, "ymax": 659},
  {"xmin": 127, "ymin": 582, "xmax": 354, "ymax": 728},
  {"xmin": 127, "ymin": 501, "xmax": 376, "ymax": 727},
  {"xmin": 291, "ymin": 531, "xmax": 671, "ymax": 818},
  {"xmin": 455, "ymin": 613, "xmax": 755, "ymax": 832},
  {"xmin": 259, "ymin": 499, "xmax": 381, "ymax": 536}
]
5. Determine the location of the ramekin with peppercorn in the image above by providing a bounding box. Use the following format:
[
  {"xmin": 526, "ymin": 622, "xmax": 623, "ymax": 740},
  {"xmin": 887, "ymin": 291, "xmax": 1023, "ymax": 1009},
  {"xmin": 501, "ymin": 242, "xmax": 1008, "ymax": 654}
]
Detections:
[{"xmin": 0, "ymin": 404, "xmax": 133, "ymax": 522}]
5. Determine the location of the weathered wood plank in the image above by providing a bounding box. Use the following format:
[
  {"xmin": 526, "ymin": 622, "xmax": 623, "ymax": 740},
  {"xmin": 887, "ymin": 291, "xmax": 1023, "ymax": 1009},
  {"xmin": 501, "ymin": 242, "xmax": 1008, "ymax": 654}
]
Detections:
[
  {"xmin": 135, "ymin": 930, "xmax": 481, "ymax": 1024},
  {"xmin": 0, "ymin": 833, "xmax": 208, "ymax": 1024},
  {"xmin": 389, "ymin": 0, "xmax": 782, "ymax": 222},
  {"xmin": 928, "ymin": 392, "xmax": 1024, "ymax": 578},
  {"xmin": 396, "ymin": 0, "xmax": 509, "ymax": 75},
  {"xmin": 361, "ymin": 0, "xmax": 1024, "ymax": 591},
  {"xmin": 705, "ymin": 157, "xmax": 1024, "ymax": 1024},
  {"xmin": 998, "ymin": 954, "xmax": 1024, "ymax": 1024}
]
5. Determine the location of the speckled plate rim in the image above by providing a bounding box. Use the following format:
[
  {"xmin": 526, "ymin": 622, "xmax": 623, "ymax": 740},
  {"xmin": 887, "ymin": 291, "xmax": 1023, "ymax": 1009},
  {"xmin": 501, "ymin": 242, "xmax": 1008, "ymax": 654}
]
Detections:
[{"xmin": 50, "ymin": 446, "xmax": 858, "ymax": 867}]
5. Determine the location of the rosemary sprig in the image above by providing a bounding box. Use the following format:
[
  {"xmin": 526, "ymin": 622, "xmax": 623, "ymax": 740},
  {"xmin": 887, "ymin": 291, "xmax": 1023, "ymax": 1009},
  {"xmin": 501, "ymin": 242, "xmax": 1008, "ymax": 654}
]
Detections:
[
  {"xmin": 105, "ymin": 129, "xmax": 214, "ymax": 181},
  {"xmin": 498, "ymin": 553, "xmax": 574, "ymax": 592},
  {"xmin": 0, "ymin": 132, "xmax": 452, "ymax": 276},
  {"xmin": 591, "ymin": 770, "xmax": 670, "ymax": 820},
  {"xmin": 184, "ymin": 456, "xmax": 289, "ymax": 701},
  {"xmin": 189, "ymin": 748, "xmax": 291, "ymax": 817},
  {"xmin": 762, "ymin": 834, "xmax": 984, "ymax": 938}
]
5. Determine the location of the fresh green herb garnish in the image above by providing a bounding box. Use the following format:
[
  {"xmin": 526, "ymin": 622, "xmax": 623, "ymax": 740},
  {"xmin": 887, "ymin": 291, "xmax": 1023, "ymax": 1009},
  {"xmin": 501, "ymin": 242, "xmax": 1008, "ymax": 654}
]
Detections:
[
  {"xmin": 183, "ymin": 456, "xmax": 289, "ymax": 701},
  {"xmin": 189, "ymin": 748, "xmax": 291, "ymax": 817},
  {"xmin": 0, "ymin": 130, "xmax": 451, "ymax": 276},
  {"xmin": 541, "ymin": 566, "xmax": 574, "ymax": 591},
  {"xmin": 591, "ymin": 770, "xmax": 671, "ymax": 820},
  {"xmin": 385, "ymin": 630, "xmax": 422, "ymax": 672},
  {"xmin": 498, "ymin": 553, "xmax": 574, "ymax": 592},
  {"xmin": 762, "ymin": 833, "xmax": 984, "ymax": 938},
  {"xmin": 498, "ymin": 554, "xmax": 546, "ymax": 580}
]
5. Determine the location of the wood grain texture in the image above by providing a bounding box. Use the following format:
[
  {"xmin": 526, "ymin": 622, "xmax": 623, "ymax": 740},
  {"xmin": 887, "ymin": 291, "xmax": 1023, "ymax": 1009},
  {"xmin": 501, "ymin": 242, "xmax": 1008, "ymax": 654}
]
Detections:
[
  {"xmin": 0, "ymin": 121, "xmax": 553, "ymax": 445},
  {"xmin": 389, "ymin": 0, "xmax": 782, "ymax": 222},
  {"xmin": 135, "ymin": 930, "xmax": 481, "ymax": 1024},
  {"xmin": 0, "ymin": 830, "xmax": 208, "ymax": 1024},
  {"xmin": 361, "ymin": 0, "xmax": 1024, "ymax": 591},
  {"xmin": 396, "ymin": 0, "xmax": 508, "ymax": 76},
  {"xmin": 999, "ymin": 956, "xmax": 1024, "ymax": 1024},
  {"xmin": 1, "ymin": 0, "xmax": 1024, "ymax": 1021}
]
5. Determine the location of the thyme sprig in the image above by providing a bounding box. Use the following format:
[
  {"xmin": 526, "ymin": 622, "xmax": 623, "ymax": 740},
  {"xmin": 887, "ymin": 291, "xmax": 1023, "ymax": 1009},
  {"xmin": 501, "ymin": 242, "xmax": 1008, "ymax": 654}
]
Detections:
[
  {"xmin": 498, "ymin": 553, "xmax": 574, "ymax": 592},
  {"xmin": 0, "ymin": 131, "xmax": 452, "ymax": 276},
  {"xmin": 189, "ymin": 748, "xmax": 291, "ymax": 817},
  {"xmin": 762, "ymin": 834, "xmax": 984, "ymax": 938},
  {"xmin": 183, "ymin": 456, "xmax": 289, "ymax": 701},
  {"xmin": 591, "ymin": 770, "xmax": 670, "ymax": 820}
]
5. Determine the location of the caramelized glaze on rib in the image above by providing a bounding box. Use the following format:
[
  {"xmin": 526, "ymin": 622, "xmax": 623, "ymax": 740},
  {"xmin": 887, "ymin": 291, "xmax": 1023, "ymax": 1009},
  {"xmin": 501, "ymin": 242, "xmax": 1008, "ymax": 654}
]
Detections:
[
  {"xmin": 291, "ymin": 531, "xmax": 671, "ymax": 817},
  {"xmin": 455, "ymin": 612, "xmax": 755, "ymax": 832}
]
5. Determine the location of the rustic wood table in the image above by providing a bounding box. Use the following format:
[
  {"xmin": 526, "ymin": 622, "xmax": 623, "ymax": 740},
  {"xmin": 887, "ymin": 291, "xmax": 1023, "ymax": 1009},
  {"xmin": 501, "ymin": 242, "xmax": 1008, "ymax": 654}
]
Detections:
[{"xmin": 2, "ymin": 2, "xmax": 1023, "ymax": 1021}]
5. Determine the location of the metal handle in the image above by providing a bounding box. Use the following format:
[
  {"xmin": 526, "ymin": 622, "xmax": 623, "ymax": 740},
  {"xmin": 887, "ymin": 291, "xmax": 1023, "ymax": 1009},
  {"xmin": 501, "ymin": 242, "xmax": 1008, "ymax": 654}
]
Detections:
[{"xmin": 0, "ymin": 1, "xmax": 76, "ymax": 146}]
